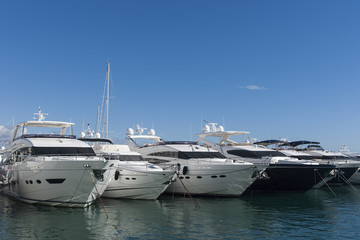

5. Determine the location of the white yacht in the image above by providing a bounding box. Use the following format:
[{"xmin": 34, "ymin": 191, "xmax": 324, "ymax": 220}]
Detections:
[
  {"xmin": 0, "ymin": 108, "xmax": 116, "ymax": 207},
  {"xmin": 196, "ymin": 123, "xmax": 336, "ymax": 192},
  {"xmin": 126, "ymin": 125, "xmax": 262, "ymax": 197},
  {"xmin": 79, "ymin": 134, "xmax": 176, "ymax": 200}
]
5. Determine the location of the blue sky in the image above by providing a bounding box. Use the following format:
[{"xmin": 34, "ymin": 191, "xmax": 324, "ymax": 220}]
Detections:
[{"xmin": 1, "ymin": 0, "xmax": 360, "ymax": 151}]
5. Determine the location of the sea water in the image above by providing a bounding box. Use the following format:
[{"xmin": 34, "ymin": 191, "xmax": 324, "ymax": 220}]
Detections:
[{"xmin": 1, "ymin": 187, "xmax": 360, "ymax": 240}]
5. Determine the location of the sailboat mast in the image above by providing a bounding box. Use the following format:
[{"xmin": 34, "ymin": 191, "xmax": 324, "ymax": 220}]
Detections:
[
  {"xmin": 105, "ymin": 61, "xmax": 110, "ymax": 139},
  {"xmin": 96, "ymin": 104, "xmax": 100, "ymax": 134}
]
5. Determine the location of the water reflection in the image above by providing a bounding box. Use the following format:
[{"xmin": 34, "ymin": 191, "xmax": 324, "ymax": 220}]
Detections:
[{"xmin": 1, "ymin": 187, "xmax": 360, "ymax": 239}]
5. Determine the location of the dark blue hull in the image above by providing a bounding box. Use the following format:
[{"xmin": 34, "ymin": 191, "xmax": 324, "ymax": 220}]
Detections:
[{"xmin": 244, "ymin": 164, "xmax": 335, "ymax": 193}]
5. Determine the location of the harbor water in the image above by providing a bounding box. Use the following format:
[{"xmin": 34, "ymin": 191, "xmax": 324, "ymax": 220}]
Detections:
[{"xmin": 1, "ymin": 187, "xmax": 360, "ymax": 240}]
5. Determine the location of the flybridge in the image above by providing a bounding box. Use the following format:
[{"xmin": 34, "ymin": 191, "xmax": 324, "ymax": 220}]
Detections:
[
  {"xmin": 195, "ymin": 122, "xmax": 252, "ymax": 146},
  {"xmin": 11, "ymin": 107, "xmax": 75, "ymax": 142}
]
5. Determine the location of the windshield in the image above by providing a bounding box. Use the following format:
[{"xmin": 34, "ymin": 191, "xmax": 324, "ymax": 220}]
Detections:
[
  {"xmin": 149, "ymin": 151, "xmax": 226, "ymax": 159},
  {"xmin": 104, "ymin": 155, "xmax": 145, "ymax": 161},
  {"xmin": 227, "ymin": 149, "xmax": 285, "ymax": 158}
]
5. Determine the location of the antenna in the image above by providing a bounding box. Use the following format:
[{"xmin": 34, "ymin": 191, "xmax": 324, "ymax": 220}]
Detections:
[
  {"xmin": 33, "ymin": 107, "xmax": 48, "ymax": 121},
  {"xmin": 136, "ymin": 123, "xmax": 146, "ymax": 135},
  {"xmin": 208, "ymin": 122, "xmax": 218, "ymax": 132}
]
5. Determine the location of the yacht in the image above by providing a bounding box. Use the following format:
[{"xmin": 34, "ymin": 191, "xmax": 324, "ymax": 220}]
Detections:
[
  {"xmin": 273, "ymin": 140, "xmax": 360, "ymax": 185},
  {"xmin": 196, "ymin": 123, "xmax": 336, "ymax": 192},
  {"xmin": 0, "ymin": 108, "xmax": 116, "ymax": 207},
  {"xmin": 79, "ymin": 133, "xmax": 176, "ymax": 200},
  {"xmin": 126, "ymin": 125, "xmax": 262, "ymax": 197}
]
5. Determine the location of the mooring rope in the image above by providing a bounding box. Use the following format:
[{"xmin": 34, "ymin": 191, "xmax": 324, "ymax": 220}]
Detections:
[
  {"xmin": 87, "ymin": 169, "xmax": 109, "ymax": 218},
  {"xmin": 175, "ymin": 173, "xmax": 200, "ymax": 208},
  {"xmin": 337, "ymin": 171, "xmax": 358, "ymax": 192},
  {"xmin": 68, "ymin": 168, "xmax": 87, "ymax": 207},
  {"xmin": 315, "ymin": 169, "xmax": 336, "ymax": 197}
]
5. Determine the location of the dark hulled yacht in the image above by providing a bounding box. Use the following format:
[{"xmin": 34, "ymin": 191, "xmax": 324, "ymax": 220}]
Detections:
[
  {"xmin": 196, "ymin": 123, "xmax": 336, "ymax": 192},
  {"xmin": 260, "ymin": 140, "xmax": 360, "ymax": 185}
]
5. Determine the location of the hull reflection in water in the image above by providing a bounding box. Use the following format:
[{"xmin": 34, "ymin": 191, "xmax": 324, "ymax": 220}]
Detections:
[{"xmin": 2, "ymin": 187, "xmax": 360, "ymax": 240}]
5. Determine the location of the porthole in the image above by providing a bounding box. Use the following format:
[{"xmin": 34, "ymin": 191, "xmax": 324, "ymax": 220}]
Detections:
[
  {"xmin": 132, "ymin": 178, "xmax": 136, "ymax": 180},
  {"xmin": 25, "ymin": 180, "xmax": 29, "ymax": 184},
  {"xmin": 197, "ymin": 176, "xmax": 202, "ymax": 179},
  {"xmin": 29, "ymin": 180, "xmax": 33, "ymax": 184},
  {"xmin": 219, "ymin": 175, "xmax": 226, "ymax": 178},
  {"xmin": 185, "ymin": 176, "xmax": 190, "ymax": 179},
  {"xmin": 36, "ymin": 180, "xmax": 41, "ymax": 184},
  {"xmin": 179, "ymin": 176, "xmax": 184, "ymax": 179},
  {"xmin": 211, "ymin": 176, "xmax": 217, "ymax": 178},
  {"xmin": 125, "ymin": 178, "xmax": 130, "ymax": 180}
]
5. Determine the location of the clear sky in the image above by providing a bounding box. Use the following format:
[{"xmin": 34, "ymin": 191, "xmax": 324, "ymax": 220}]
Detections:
[{"xmin": 1, "ymin": 0, "xmax": 360, "ymax": 151}]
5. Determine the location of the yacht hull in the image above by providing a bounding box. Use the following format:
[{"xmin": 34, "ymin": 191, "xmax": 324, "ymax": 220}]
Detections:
[
  {"xmin": 0, "ymin": 158, "xmax": 115, "ymax": 207},
  {"xmin": 102, "ymin": 166, "xmax": 175, "ymax": 200},
  {"xmin": 244, "ymin": 164, "xmax": 335, "ymax": 193},
  {"xmin": 348, "ymin": 168, "xmax": 360, "ymax": 185},
  {"xmin": 164, "ymin": 162, "xmax": 259, "ymax": 197},
  {"xmin": 328, "ymin": 165, "xmax": 359, "ymax": 185}
]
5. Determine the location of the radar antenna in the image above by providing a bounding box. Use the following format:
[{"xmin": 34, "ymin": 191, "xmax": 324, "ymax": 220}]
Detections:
[{"xmin": 33, "ymin": 107, "xmax": 48, "ymax": 121}]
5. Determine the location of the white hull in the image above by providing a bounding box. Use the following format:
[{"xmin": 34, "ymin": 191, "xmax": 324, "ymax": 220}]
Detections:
[
  {"xmin": 164, "ymin": 160, "xmax": 258, "ymax": 196},
  {"xmin": 125, "ymin": 128, "xmax": 263, "ymax": 197},
  {"xmin": 0, "ymin": 157, "xmax": 116, "ymax": 207},
  {"xmin": 102, "ymin": 162, "xmax": 175, "ymax": 200}
]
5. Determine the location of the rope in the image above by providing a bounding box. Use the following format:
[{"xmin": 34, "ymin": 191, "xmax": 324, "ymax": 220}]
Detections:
[
  {"xmin": 315, "ymin": 169, "xmax": 336, "ymax": 197},
  {"xmin": 176, "ymin": 173, "xmax": 200, "ymax": 208},
  {"xmin": 338, "ymin": 172, "xmax": 358, "ymax": 191},
  {"xmin": 68, "ymin": 168, "xmax": 86, "ymax": 206},
  {"xmin": 87, "ymin": 169, "xmax": 109, "ymax": 218}
]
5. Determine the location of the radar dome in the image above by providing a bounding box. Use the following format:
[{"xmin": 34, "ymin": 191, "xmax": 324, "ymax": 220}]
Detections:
[
  {"xmin": 148, "ymin": 129, "xmax": 155, "ymax": 136},
  {"xmin": 218, "ymin": 126, "xmax": 224, "ymax": 132},
  {"xmin": 95, "ymin": 132, "xmax": 101, "ymax": 138},
  {"xmin": 80, "ymin": 132, "xmax": 86, "ymax": 138},
  {"xmin": 126, "ymin": 128, "xmax": 134, "ymax": 136},
  {"xmin": 202, "ymin": 124, "xmax": 210, "ymax": 133}
]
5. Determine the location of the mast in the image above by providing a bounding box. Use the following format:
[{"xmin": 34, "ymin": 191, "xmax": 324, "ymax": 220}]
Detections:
[
  {"xmin": 96, "ymin": 104, "xmax": 100, "ymax": 134},
  {"xmin": 105, "ymin": 61, "xmax": 110, "ymax": 139},
  {"xmin": 98, "ymin": 61, "xmax": 111, "ymax": 139}
]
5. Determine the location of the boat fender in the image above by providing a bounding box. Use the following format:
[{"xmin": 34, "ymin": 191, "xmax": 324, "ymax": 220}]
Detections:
[
  {"xmin": 176, "ymin": 163, "xmax": 181, "ymax": 174},
  {"xmin": 183, "ymin": 166, "xmax": 188, "ymax": 175},
  {"xmin": 114, "ymin": 170, "xmax": 120, "ymax": 180}
]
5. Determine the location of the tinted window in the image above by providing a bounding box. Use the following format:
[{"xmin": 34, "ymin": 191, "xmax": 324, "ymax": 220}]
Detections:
[
  {"xmin": 32, "ymin": 147, "xmax": 96, "ymax": 156},
  {"xmin": 227, "ymin": 150, "xmax": 285, "ymax": 159},
  {"xmin": 178, "ymin": 151, "xmax": 226, "ymax": 159},
  {"xmin": 104, "ymin": 155, "xmax": 144, "ymax": 161},
  {"xmin": 149, "ymin": 151, "xmax": 226, "ymax": 159}
]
